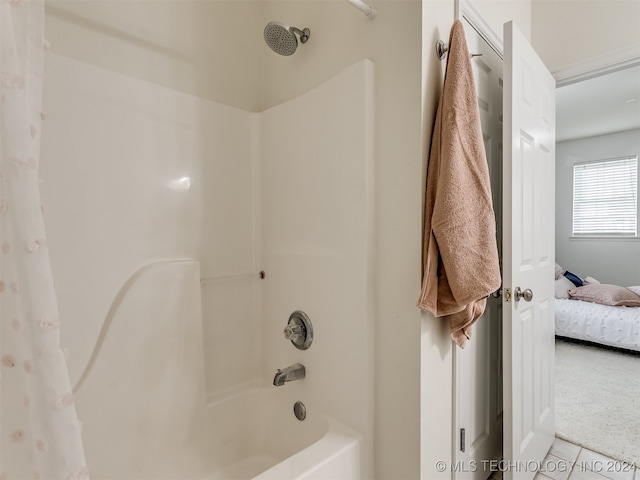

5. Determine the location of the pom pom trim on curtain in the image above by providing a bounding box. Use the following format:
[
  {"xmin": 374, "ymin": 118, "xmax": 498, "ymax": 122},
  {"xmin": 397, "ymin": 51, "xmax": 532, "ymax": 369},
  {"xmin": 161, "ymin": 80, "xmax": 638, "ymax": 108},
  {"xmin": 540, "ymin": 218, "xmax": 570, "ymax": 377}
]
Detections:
[{"xmin": 0, "ymin": 0, "xmax": 89, "ymax": 478}]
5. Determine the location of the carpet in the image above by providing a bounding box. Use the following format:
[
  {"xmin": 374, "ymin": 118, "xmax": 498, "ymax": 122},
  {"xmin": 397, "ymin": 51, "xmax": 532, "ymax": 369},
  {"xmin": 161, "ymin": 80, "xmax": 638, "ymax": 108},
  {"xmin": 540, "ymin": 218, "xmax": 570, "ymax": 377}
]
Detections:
[{"xmin": 555, "ymin": 338, "xmax": 640, "ymax": 466}]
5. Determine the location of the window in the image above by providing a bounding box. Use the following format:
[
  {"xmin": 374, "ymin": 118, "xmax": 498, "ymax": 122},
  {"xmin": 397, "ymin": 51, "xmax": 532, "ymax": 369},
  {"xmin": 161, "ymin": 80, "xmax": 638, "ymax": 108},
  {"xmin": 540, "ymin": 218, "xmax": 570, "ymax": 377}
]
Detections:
[{"xmin": 572, "ymin": 156, "xmax": 638, "ymax": 237}]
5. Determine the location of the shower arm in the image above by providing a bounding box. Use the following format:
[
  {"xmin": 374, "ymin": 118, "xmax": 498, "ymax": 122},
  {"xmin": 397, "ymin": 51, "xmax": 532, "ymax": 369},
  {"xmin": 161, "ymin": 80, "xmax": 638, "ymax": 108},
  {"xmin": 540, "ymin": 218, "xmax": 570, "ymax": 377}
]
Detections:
[
  {"xmin": 346, "ymin": 0, "xmax": 377, "ymax": 19},
  {"xmin": 290, "ymin": 27, "xmax": 310, "ymax": 43}
]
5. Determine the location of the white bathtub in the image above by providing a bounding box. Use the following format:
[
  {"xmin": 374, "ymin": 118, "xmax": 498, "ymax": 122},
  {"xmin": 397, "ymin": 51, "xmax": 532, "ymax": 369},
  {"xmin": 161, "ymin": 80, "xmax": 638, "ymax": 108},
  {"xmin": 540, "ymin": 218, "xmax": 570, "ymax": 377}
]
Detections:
[
  {"xmin": 206, "ymin": 388, "xmax": 362, "ymax": 480},
  {"xmin": 73, "ymin": 261, "xmax": 362, "ymax": 480},
  {"xmin": 251, "ymin": 422, "xmax": 361, "ymax": 480}
]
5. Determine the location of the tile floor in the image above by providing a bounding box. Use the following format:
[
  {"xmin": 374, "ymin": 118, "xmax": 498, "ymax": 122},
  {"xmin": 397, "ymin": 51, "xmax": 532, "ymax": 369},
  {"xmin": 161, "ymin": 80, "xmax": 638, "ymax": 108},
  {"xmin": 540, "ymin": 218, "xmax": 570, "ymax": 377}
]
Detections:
[
  {"xmin": 488, "ymin": 437, "xmax": 638, "ymax": 480},
  {"xmin": 535, "ymin": 437, "xmax": 638, "ymax": 480}
]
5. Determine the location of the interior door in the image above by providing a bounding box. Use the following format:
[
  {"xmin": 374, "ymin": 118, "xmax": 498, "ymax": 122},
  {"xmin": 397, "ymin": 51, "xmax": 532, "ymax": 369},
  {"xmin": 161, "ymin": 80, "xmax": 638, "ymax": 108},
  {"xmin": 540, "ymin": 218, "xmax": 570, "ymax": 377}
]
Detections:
[
  {"xmin": 453, "ymin": 19, "xmax": 503, "ymax": 480},
  {"xmin": 502, "ymin": 20, "xmax": 556, "ymax": 480}
]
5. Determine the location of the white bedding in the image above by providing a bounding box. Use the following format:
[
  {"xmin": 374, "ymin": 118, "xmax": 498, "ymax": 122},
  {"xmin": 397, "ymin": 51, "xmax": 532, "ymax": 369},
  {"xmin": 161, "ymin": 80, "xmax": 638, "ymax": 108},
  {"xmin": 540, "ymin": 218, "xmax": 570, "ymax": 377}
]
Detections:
[{"xmin": 555, "ymin": 298, "xmax": 640, "ymax": 352}]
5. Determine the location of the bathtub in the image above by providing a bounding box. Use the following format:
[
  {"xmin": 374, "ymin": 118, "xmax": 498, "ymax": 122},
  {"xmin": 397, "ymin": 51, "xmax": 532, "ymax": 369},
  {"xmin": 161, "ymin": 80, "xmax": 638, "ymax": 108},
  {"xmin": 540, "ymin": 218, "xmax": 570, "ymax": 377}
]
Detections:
[
  {"xmin": 206, "ymin": 388, "xmax": 362, "ymax": 480},
  {"xmin": 72, "ymin": 260, "xmax": 362, "ymax": 480}
]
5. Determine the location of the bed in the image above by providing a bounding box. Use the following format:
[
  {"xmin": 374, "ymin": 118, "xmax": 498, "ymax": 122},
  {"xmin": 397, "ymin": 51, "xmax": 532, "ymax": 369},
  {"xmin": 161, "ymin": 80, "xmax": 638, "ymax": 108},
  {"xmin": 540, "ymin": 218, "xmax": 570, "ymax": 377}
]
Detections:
[
  {"xmin": 555, "ymin": 298, "xmax": 640, "ymax": 352},
  {"xmin": 554, "ymin": 265, "xmax": 640, "ymax": 352}
]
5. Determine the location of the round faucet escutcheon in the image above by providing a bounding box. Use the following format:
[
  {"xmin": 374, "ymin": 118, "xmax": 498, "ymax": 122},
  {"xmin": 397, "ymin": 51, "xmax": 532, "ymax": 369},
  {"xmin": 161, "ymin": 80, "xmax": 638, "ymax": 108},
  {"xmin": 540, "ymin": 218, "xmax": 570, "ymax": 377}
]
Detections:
[{"xmin": 284, "ymin": 311, "xmax": 313, "ymax": 350}]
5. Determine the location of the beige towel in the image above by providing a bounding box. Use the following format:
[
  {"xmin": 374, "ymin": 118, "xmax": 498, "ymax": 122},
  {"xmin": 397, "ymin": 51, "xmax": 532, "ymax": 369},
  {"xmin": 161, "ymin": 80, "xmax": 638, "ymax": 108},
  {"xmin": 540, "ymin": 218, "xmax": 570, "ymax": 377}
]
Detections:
[{"xmin": 417, "ymin": 20, "xmax": 501, "ymax": 348}]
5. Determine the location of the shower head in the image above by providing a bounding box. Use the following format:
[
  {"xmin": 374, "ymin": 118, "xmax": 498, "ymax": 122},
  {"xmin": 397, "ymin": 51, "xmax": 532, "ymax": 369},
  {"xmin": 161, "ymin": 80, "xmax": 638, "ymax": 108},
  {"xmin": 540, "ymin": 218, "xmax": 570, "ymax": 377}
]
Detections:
[{"xmin": 263, "ymin": 21, "xmax": 310, "ymax": 56}]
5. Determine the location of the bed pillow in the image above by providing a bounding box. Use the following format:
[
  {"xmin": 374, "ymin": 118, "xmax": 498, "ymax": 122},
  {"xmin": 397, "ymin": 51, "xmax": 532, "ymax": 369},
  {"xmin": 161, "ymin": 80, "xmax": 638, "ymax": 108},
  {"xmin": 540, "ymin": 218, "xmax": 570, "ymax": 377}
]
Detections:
[
  {"xmin": 584, "ymin": 276, "xmax": 600, "ymax": 285},
  {"xmin": 555, "ymin": 263, "xmax": 565, "ymax": 280},
  {"xmin": 568, "ymin": 284, "xmax": 640, "ymax": 307},
  {"xmin": 563, "ymin": 270, "xmax": 584, "ymax": 287},
  {"xmin": 555, "ymin": 276, "xmax": 576, "ymax": 299},
  {"xmin": 628, "ymin": 286, "xmax": 640, "ymax": 296}
]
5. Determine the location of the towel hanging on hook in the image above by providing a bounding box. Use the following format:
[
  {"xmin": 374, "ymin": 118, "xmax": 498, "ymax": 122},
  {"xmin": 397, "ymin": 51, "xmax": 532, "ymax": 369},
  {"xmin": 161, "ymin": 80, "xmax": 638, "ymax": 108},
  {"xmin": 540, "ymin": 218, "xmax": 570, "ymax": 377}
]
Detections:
[
  {"xmin": 418, "ymin": 20, "xmax": 501, "ymax": 348},
  {"xmin": 436, "ymin": 40, "xmax": 482, "ymax": 60}
]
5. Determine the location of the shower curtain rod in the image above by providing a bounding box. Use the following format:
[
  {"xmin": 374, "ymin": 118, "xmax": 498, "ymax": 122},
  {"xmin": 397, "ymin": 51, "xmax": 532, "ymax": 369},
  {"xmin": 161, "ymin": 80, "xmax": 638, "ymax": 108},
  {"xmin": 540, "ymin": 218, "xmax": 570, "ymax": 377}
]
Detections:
[{"xmin": 347, "ymin": 0, "xmax": 377, "ymax": 19}]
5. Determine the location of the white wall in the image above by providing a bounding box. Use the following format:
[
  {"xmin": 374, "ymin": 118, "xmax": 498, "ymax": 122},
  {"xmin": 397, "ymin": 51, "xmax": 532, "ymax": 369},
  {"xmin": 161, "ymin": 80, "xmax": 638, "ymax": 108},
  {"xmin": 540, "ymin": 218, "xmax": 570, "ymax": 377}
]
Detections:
[
  {"xmin": 45, "ymin": 0, "xmax": 265, "ymax": 111},
  {"xmin": 260, "ymin": 60, "xmax": 375, "ymax": 476},
  {"xmin": 261, "ymin": 2, "xmax": 425, "ymax": 478},
  {"xmin": 467, "ymin": 0, "xmax": 532, "ymax": 42},
  {"xmin": 40, "ymin": 52, "xmax": 259, "ymax": 398},
  {"xmin": 556, "ymin": 129, "xmax": 640, "ymax": 287},
  {"xmin": 420, "ymin": 4, "xmax": 455, "ymax": 478},
  {"xmin": 531, "ymin": 0, "xmax": 640, "ymax": 73}
]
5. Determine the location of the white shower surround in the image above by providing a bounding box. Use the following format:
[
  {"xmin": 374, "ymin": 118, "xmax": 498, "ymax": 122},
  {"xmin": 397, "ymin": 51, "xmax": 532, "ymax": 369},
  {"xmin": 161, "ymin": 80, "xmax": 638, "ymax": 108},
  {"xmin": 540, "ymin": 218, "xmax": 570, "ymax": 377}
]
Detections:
[{"xmin": 40, "ymin": 53, "xmax": 373, "ymax": 478}]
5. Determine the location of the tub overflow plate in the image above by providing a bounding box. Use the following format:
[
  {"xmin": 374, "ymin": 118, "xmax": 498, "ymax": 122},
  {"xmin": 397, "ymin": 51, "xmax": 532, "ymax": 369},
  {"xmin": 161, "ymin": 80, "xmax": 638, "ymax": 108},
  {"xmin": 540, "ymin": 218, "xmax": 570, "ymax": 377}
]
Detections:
[{"xmin": 293, "ymin": 401, "xmax": 307, "ymax": 421}]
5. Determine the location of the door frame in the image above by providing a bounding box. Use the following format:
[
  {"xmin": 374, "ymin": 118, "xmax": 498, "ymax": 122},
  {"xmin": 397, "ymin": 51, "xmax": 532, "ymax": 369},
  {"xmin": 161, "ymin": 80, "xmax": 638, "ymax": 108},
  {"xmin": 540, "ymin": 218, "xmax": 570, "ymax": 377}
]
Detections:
[
  {"xmin": 451, "ymin": 19, "xmax": 505, "ymax": 480},
  {"xmin": 455, "ymin": 0, "xmax": 503, "ymax": 60},
  {"xmin": 451, "ymin": 4, "xmax": 504, "ymax": 480},
  {"xmin": 452, "ymin": 4, "xmax": 504, "ymax": 474}
]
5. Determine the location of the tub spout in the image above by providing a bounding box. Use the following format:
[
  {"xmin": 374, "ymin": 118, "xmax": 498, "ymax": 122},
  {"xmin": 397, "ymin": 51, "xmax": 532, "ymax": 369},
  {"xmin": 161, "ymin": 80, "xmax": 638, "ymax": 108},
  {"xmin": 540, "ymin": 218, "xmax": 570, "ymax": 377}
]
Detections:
[{"xmin": 273, "ymin": 363, "xmax": 305, "ymax": 386}]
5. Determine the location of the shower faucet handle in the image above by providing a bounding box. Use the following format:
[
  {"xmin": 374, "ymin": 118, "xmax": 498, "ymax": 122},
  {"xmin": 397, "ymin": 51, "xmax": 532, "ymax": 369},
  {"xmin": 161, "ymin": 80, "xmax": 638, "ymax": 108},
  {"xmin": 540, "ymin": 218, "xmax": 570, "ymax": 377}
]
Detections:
[
  {"xmin": 284, "ymin": 324, "xmax": 304, "ymax": 341},
  {"xmin": 283, "ymin": 311, "xmax": 313, "ymax": 350}
]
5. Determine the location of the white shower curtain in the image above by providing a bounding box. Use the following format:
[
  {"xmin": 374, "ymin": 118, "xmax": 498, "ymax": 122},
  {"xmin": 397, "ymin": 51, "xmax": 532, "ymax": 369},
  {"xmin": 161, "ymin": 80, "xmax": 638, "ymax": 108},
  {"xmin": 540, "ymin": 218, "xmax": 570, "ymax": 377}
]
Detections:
[{"xmin": 0, "ymin": 1, "xmax": 88, "ymax": 478}]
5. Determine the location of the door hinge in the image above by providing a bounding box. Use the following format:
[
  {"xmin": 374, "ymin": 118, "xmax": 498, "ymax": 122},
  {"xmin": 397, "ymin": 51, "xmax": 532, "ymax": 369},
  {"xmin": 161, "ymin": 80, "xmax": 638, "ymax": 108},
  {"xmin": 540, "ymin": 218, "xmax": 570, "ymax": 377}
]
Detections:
[{"xmin": 460, "ymin": 428, "xmax": 465, "ymax": 452}]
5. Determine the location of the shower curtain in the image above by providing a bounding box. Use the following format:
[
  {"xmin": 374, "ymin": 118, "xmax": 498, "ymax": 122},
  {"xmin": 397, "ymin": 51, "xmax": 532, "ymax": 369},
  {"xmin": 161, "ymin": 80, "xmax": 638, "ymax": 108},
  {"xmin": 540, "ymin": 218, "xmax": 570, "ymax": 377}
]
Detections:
[{"xmin": 0, "ymin": 1, "xmax": 88, "ymax": 478}]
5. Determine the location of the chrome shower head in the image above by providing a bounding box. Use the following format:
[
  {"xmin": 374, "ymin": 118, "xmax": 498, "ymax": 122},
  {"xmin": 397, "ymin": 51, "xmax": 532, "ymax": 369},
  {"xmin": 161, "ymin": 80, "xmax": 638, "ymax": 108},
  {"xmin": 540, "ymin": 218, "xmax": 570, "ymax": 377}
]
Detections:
[{"xmin": 263, "ymin": 21, "xmax": 310, "ymax": 56}]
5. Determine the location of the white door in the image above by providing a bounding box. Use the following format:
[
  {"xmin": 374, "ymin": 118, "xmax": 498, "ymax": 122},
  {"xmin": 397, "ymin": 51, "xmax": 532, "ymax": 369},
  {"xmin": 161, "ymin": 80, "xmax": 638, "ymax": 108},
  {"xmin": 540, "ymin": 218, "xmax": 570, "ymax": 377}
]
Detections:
[
  {"xmin": 502, "ymin": 20, "xmax": 555, "ymax": 480},
  {"xmin": 453, "ymin": 19, "xmax": 503, "ymax": 480}
]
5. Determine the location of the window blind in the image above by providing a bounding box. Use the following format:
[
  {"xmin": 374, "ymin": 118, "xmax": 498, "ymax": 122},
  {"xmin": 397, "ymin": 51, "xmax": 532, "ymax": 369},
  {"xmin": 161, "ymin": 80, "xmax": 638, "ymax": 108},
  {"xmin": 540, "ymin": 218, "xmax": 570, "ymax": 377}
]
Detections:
[{"xmin": 572, "ymin": 156, "xmax": 638, "ymax": 237}]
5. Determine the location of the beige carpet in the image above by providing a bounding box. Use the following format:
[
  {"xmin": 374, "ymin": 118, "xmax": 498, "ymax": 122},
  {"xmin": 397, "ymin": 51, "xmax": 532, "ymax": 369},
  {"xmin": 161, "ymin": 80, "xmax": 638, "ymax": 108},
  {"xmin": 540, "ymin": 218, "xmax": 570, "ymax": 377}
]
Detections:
[{"xmin": 555, "ymin": 338, "xmax": 640, "ymax": 466}]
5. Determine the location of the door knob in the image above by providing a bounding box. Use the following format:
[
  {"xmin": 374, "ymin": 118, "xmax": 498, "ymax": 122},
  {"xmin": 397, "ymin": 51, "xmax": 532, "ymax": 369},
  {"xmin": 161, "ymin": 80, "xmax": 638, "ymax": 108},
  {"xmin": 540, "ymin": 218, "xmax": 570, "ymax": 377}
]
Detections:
[{"xmin": 514, "ymin": 287, "xmax": 533, "ymax": 302}]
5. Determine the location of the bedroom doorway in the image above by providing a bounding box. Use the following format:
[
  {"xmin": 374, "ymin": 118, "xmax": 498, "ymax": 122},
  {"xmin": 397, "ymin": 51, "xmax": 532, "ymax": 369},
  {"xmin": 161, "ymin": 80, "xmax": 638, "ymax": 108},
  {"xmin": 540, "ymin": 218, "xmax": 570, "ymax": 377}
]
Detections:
[{"xmin": 553, "ymin": 59, "xmax": 640, "ymax": 468}]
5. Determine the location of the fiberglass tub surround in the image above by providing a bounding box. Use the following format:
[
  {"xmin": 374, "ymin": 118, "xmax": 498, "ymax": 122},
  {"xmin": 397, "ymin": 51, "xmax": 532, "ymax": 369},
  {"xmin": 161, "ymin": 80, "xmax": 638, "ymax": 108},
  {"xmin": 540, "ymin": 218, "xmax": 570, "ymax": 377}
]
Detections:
[
  {"xmin": 71, "ymin": 260, "xmax": 361, "ymax": 479},
  {"xmin": 41, "ymin": 49, "xmax": 374, "ymax": 478}
]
